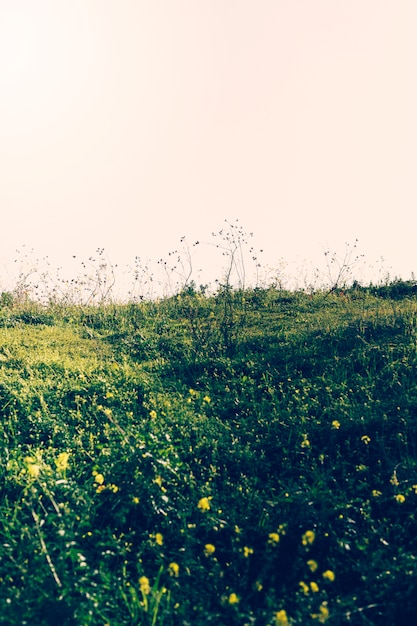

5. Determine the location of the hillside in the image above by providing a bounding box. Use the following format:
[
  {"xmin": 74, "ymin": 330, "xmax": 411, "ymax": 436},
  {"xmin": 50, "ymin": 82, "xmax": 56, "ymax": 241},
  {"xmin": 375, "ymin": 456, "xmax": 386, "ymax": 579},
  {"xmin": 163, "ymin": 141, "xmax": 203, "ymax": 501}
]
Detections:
[{"xmin": 1, "ymin": 285, "xmax": 417, "ymax": 625}]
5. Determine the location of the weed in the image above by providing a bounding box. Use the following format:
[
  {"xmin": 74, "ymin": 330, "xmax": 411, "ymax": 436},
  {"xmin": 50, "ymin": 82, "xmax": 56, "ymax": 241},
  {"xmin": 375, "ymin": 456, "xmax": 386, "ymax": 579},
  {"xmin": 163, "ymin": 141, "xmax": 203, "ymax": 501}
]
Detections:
[{"xmin": 1, "ymin": 257, "xmax": 417, "ymax": 624}]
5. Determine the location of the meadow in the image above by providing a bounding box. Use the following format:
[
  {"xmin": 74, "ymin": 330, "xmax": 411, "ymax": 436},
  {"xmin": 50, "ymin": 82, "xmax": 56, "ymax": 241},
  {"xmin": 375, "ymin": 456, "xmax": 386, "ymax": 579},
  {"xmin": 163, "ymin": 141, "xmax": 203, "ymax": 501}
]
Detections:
[{"xmin": 1, "ymin": 274, "xmax": 417, "ymax": 624}]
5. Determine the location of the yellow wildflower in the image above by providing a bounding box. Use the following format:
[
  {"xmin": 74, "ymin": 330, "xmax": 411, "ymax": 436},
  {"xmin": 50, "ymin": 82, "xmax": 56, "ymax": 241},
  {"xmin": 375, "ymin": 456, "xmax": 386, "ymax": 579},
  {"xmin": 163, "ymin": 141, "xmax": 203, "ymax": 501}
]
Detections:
[
  {"xmin": 372, "ymin": 490, "xmax": 382, "ymax": 498},
  {"xmin": 268, "ymin": 532, "xmax": 280, "ymax": 546},
  {"xmin": 307, "ymin": 559, "xmax": 318, "ymax": 573},
  {"xmin": 203, "ymin": 395, "xmax": 211, "ymax": 403},
  {"xmin": 361, "ymin": 435, "xmax": 371, "ymax": 445},
  {"xmin": 139, "ymin": 576, "xmax": 151, "ymax": 595},
  {"xmin": 299, "ymin": 581, "xmax": 309, "ymax": 595},
  {"xmin": 390, "ymin": 472, "xmax": 399, "ymax": 486},
  {"xmin": 311, "ymin": 602, "xmax": 330, "ymax": 623},
  {"xmin": 274, "ymin": 609, "xmax": 290, "ymax": 626},
  {"xmin": 204, "ymin": 543, "xmax": 216, "ymax": 556},
  {"xmin": 322, "ymin": 570, "xmax": 335, "ymax": 582},
  {"xmin": 331, "ymin": 420, "xmax": 341, "ymax": 429},
  {"xmin": 197, "ymin": 497, "xmax": 211, "ymax": 512},
  {"xmin": 55, "ymin": 452, "xmax": 69, "ymax": 473},
  {"xmin": 155, "ymin": 533, "xmax": 164, "ymax": 546},
  {"xmin": 302, "ymin": 530, "xmax": 315, "ymax": 546},
  {"xmin": 149, "ymin": 410, "xmax": 157, "ymax": 419},
  {"xmin": 310, "ymin": 581, "xmax": 319, "ymax": 593},
  {"xmin": 27, "ymin": 463, "xmax": 40, "ymax": 478},
  {"xmin": 243, "ymin": 546, "xmax": 254, "ymax": 558},
  {"xmin": 168, "ymin": 562, "xmax": 179, "ymax": 577},
  {"xmin": 95, "ymin": 473, "xmax": 105, "ymax": 485},
  {"xmin": 228, "ymin": 592, "xmax": 239, "ymax": 605},
  {"xmin": 394, "ymin": 494, "xmax": 406, "ymax": 503}
]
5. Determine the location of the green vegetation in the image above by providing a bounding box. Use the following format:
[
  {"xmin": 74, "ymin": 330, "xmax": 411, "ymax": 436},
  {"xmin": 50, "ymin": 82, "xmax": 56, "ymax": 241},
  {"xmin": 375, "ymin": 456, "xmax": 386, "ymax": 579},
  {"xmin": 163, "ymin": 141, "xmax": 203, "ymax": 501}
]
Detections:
[{"xmin": 1, "ymin": 279, "xmax": 417, "ymax": 624}]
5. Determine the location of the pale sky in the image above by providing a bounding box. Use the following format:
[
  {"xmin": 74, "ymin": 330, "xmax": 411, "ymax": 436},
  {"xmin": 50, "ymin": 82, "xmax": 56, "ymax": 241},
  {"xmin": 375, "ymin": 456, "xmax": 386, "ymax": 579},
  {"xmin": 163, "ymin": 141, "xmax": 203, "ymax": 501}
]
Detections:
[{"xmin": 1, "ymin": 0, "xmax": 416, "ymax": 296}]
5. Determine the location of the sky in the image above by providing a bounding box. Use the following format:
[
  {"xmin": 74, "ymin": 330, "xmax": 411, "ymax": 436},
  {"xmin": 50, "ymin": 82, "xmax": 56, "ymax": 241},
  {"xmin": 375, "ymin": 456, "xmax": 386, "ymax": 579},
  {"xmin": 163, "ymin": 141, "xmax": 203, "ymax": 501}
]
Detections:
[{"xmin": 1, "ymin": 0, "xmax": 416, "ymax": 297}]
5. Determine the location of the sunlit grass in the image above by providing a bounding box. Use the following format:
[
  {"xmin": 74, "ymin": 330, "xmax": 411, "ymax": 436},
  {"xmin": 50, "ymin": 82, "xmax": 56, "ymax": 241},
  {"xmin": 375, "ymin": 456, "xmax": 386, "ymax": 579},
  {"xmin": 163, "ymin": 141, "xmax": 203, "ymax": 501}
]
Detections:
[
  {"xmin": 1, "ymin": 283, "xmax": 417, "ymax": 624},
  {"xmin": 0, "ymin": 325, "xmax": 111, "ymax": 368}
]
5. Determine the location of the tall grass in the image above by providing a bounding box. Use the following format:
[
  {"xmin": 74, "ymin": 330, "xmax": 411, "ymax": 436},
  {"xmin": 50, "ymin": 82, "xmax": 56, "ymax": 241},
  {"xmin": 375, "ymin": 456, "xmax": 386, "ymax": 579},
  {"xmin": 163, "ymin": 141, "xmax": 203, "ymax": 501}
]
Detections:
[{"xmin": 1, "ymin": 264, "xmax": 417, "ymax": 624}]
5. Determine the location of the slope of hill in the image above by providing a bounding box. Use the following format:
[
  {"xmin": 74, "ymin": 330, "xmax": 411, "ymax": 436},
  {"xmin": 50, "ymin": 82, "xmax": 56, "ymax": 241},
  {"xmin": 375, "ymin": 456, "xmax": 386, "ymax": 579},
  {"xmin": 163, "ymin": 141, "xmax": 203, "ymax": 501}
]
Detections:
[{"xmin": 1, "ymin": 286, "xmax": 417, "ymax": 625}]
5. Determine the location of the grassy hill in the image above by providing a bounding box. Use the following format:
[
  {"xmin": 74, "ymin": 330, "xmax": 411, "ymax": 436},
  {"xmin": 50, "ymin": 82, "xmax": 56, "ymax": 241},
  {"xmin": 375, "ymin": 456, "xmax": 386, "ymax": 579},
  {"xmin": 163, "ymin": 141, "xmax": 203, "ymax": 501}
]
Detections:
[{"xmin": 1, "ymin": 283, "xmax": 417, "ymax": 625}]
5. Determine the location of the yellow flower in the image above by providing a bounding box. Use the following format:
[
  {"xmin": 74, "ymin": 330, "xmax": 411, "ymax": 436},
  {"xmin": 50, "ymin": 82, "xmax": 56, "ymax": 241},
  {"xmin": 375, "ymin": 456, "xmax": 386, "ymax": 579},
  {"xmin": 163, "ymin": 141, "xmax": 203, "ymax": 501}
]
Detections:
[
  {"xmin": 310, "ymin": 581, "xmax": 319, "ymax": 593},
  {"xmin": 301, "ymin": 436, "xmax": 310, "ymax": 448},
  {"xmin": 299, "ymin": 581, "xmax": 309, "ymax": 595},
  {"xmin": 197, "ymin": 497, "xmax": 211, "ymax": 512},
  {"xmin": 132, "ymin": 496, "xmax": 140, "ymax": 504},
  {"xmin": 95, "ymin": 473, "xmax": 105, "ymax": 485},
  {"xmin": 268, "ymin": 532, "xmax": 280, "ymax": 546},
  {"xmin": 372, "ymin": 490, "xmax": 382, "ymax": 498},
  {"xmin": 311, "ymin": 602, "xmax": 330, "ymax": 623},
  {"xmin": 390, "ymin": 472, "xmax": 399, "ymax": 486},
  {"xmin": 155, "ymin": 533, "xmax": 164, "ymax": 546},
  {"xmin": 331, "ymin": 420, "xmax": 341, "ymax": 429},
  {"xmin": 302, "ymin": 530, "xmax": 315, "ymax": 546},
  {"xmin": 243, "ymin": 546, "xmax": 254, "ymax": 558},
  {"xmin": 394, "ymin": 494, "xmax": 406, "ymax": 503},
  {"xmin": 203, "ymin": 395, "xmax": 211, "ymax": 403},
  {"xmin": 361, "ymin": 435, "xmax": 371, "ymax": 445},
  {"xmin": 27, "ymin": 463, "xmax": 40, "ymax": 478},
  {"xmin": 55, "ymin": 452, "xmax": 69, "ymax": 472},
  {"xmin": 307, "ymin": 559, "xmax": 318, "ymax": 573},
  {"xmin": 228, "ymin": 592, "xmax": 239, "ymax": 605},
  {"xmin": 204, "ymin": 543, "xmax": 216, "ymax": 556},
  {"xmin": 168, "ymin": 562, "xmax": 179, "ymax": 577},
  {"xmin": 274, "ymin": 609, "xmax": 290, "ymax": 626},
  {"xmin": 322, "ymin": 570, "xmax": 335, "ymax": 582},
  {"xmin": 149, "ymin": 410, "xmax": 157, "ymax": 419},
  {"xmin": 139, "ymin": 576, "xmax": 151, "ymax": 595}
]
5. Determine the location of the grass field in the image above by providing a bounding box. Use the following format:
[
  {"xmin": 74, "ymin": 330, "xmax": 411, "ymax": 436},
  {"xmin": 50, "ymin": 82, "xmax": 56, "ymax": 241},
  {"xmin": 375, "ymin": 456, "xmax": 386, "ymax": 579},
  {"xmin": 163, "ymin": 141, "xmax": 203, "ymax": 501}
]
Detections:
[{"xmin": 1, "ymin": 280, "xmax": 417, "ymax": 625}]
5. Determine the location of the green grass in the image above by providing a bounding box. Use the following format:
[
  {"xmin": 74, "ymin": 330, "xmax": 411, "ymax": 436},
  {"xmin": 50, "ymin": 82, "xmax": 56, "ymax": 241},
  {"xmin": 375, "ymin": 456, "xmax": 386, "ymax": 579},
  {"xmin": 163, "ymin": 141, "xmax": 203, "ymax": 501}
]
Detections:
[{"xmin": 1, "ymin": 285, "xmax": 417, "ymax": 624}]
